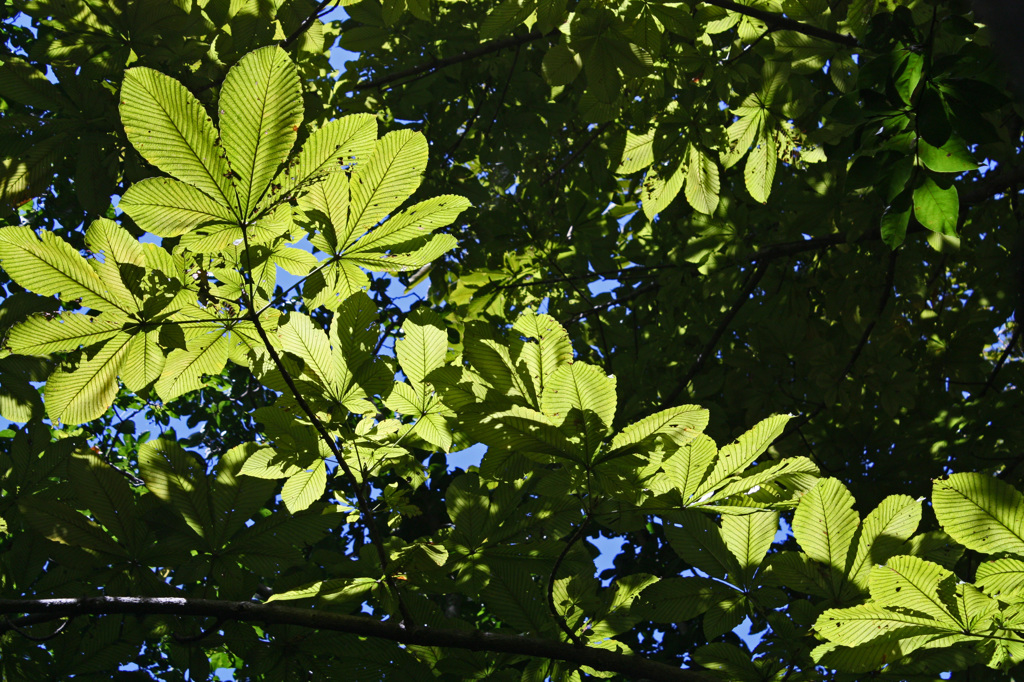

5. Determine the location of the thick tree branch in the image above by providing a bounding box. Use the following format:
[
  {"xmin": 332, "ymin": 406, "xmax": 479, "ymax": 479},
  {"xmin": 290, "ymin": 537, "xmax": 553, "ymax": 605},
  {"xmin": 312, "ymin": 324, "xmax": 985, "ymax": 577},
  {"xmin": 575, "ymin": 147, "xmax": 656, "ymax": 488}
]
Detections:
[
  {"xmin": 355, "ymin": 31, "xmax": 553, "ymax": 91},
  {"xmin": 0, "ymin": 597, "xmax": 711, "ymax": 682},
  {"xmin": 701, "ymin": 0, "xmax": 859, "ymax": 48}
]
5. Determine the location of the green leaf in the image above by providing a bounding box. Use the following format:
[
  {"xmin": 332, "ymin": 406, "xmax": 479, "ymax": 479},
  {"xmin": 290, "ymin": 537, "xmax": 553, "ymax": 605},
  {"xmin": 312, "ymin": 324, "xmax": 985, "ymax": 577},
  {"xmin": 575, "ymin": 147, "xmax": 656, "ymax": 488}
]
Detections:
[
  {"xmin": 664, "ymin": 509, "xmax": 741, "ymax": 579},
  {"xmin": 155, "ymin": 331, "xmax": 230, "ymax": 401},
  {"xmin": 281, "ymin": 460, "xmax": 327, "ymax": 513},
  {"xmin": 744, "ymin": 131, "xmax": 777, "ymax": 203},
  {"xmin": 684, "ymin": 144, "xmax": 720, "ymax": 215},
  {"xmin": 814, "ymin": 603, "xmax": 954, "ymax": 648},
  {"xmin": 663, "ymin": 434, "xmax": 718, "ymax": 502},
  {"xmin": 19, "ymin": 496, "xmax": 124, "ymax": 555},
  {"xmin": 694, "ymin": 413, "xmax": 791, "ymax": 498},
  {"xmin": 542, "ymin": 44, "xmax": 583, "ymax": 87},
  {"xmin": 480, "ymin": 564, "xmax": 555, "ymax": 636},
  {"xmin": 479, "ymin": 0, "xmax": 538, "ymax": 40},
  {"xmin": 976, "ymin": 557, "xmax": 1024, "ymax": 598},
  {"xmin": 120, "ymin": 177, "xmax": 238, "ymax": 238},
  {"xmin": 211, "ymin": 443, "xmax": 276, "ymax": 546},
  {"xmin": 301, "ymin": 171, "xmax": 351, "ymax": 254},
  {"xmin": 932, "ymin": 472, "xmax": 1024, "ymax": 555},
  {"xmin": 635, "ymin": 576, "xmax": 721, "ymax": 622},
  {"xmin": 347, "ymin": 194, "xmax": 470, "ymax": 254},
  {"xmin": 120, "ymin": 66, "xmax": 234, "ymax": 210},
  {"xmin": 792, "ymin": 478, "xmax": 859, "ymax": 596},
  {"xmin": 912, "ymin": 176, "xmax": 958, "ymax": 236},
  {"xmin": 0, "ymin": 56, "xmax": 68, "ymax": 109},
  {"xmin": 918, "ymin": 137, "xmax": 977, "ymax": 173},
  {"xmin": 45, "ymin": 335, "xmax": 130, "ymax": 424},
  {"xmin": 480, "ymin": 405, "xmax": 582, "ymax": 462},
  {"xmin": 721, "ymin": 510, "xmax": 778, "ymax": 578},
  {"xmin": 347, "ymin": 130, "xmax": 429, "ymax": 242},
  {"xmin": 847, "ymin": 494, "xmax": 922, "ymax": 591},
  {"xmin": 868, "ymin": 555, "xmax": 957, "ymax": 625},
  {"xmin": 139, "ymin": 438, "xmax": 212, "ymax": 539},
  {"xmin": 641, "ymin": 163, "xmax": 685, "ymax": 220},
  {"xmin": 512, "ymin": 310, "xmax": 573, "ymax": 400},
  {"xmin": 7, "ymin": 312, "xmax": 123, "ymax": 355},
  {"xmin": 219, "ymin": 46, "xmax": 302, "ymax": 218},
  {"xmin": 616, "ymin": 129, "xmax": 655, "ymax": 175},
  {"xmin": 274, "ymin": 114, "xmax": 378, "ymax": 199},
  {"xmin": 608, "ymin": 405, "xmax": 709, "ymax": 459},
  {"xmin": 395, "ymin": 308, "xmax": 448, "ymax": 386},
  {"xmin": 279, "ymin": 312, "xmax": 335, "ymax": 390},
  {"xmin": 542, "ymin": 362, "xmax": 617, "ymax": 460},
  {"xmin": 239, "ymin": 446, "xmax": 301, "ymax": 479},
  {"xmin": 69, "ymin": 451, "xmax": 138, "ymax": 548},
  {"xmin": 880, "ymin": 190, "xmax": 912, "ymax": 248},
  {"xmin": 121, "ymin": 329, "xmax": 165, "ymax": 392},
  {"xmin": 0, "ymin": 227, "xmax": 129, "ymax": 312}
]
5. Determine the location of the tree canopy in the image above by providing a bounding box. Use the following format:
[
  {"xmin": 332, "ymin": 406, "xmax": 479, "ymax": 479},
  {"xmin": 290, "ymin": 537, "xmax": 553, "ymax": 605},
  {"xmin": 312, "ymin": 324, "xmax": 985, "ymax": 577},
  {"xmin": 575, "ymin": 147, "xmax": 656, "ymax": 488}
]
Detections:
[{"xmin": 0, "ymin": 0, "xmax": 1022, "ymax": 679}]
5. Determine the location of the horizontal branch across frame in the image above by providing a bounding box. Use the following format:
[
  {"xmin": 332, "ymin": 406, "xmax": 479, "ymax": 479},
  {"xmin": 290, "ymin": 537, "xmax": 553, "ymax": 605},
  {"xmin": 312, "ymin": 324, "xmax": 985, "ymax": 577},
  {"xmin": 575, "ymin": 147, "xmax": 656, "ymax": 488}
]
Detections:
[{"xmin": 0, "ymin": 597, "xmax": 713, "ymax": 682}]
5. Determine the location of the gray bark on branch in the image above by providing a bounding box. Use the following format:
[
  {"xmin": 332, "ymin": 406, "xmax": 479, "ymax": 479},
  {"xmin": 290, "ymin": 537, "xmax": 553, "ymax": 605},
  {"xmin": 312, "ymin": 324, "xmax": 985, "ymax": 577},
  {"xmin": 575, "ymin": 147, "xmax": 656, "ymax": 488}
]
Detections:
[{"xmin": 0, "ymin": 597, "xmax": 712, "ymax": 682}]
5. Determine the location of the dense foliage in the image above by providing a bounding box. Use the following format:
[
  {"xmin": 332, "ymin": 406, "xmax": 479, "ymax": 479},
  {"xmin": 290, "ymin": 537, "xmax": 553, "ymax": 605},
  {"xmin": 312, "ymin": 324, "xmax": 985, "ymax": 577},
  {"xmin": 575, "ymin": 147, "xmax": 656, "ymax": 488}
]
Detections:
[{"xmin": 0, "ymin": 0, "xmax": 1022, "ymax": 679}]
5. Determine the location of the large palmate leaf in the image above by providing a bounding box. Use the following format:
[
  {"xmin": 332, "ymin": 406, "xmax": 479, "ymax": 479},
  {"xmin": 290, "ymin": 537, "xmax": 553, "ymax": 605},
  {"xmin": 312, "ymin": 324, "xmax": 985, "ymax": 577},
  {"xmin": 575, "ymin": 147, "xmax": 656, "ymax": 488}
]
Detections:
[
  {"xmin": 120, "ymin": 66, "xmax": 234, "ymax": 210},
  {"xmin": 933, "ymin": 473, "xmax": 1024, "ymax": 555},
  {"xmin": 219, "ymin": 46, "xmax": 301, "ymax": 219}
]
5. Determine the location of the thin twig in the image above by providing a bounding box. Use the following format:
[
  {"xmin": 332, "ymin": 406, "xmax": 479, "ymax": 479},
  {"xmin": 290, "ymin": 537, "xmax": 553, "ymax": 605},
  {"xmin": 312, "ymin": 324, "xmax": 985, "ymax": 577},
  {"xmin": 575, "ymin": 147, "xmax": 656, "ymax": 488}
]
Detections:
[
  {"xmin": 547, "ymin": 515, "xmax": 591, "ymax": 647},
  {"xmin": 561, "ymin": 284, "xmax": 658, "ymax": 326},
  {"xmin": 785, "ymin": 251, "xmax": 898, "ymax": 435},
  {"xmin": 701, "ymin": 0, "xmax": 859, "ymax": 48},
  {"xmin": 281, "ymin": 0, "xmax": 333, "ymax": 49},
  {"xmin": 354, "ymin": 31, "xmax": 554, "ymax": 91},
  {"xmin": 660, "ymin": 264, "xmax": 769, "ymax": 408},
  {"xmin": 977, "ymin": 321, "xmax": 1022, "ymax": 399},
  {"xmin": 172, "ymin": 617, "xmax": 224, "ymax": 644},
  {"xmin": 2, "ymin": 616, "xmax": 66, "ymax": 642},
  {"xmin": 239, "ymin": 226, "xmax": 415, "ymax": 627},
  {"xmin": 544, "ymin": 122, "xmax": 612, "ymax": 184}
]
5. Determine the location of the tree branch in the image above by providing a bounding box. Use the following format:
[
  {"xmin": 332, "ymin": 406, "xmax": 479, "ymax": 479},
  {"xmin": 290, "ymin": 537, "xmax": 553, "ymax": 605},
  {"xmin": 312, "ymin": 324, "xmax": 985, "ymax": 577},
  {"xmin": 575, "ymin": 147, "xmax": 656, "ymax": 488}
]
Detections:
[
  {"xmin": 701, "ymin": 0, "xmax": 859, "ymax": 48},
  {"xmin": 561, "ymin": 284, "xmax": 658, "ymax": 326},
  {"xmin": 239, "ymin": 229, "xmax": 414, "ymax": 627},
  {"xmin": 977, "ymin": 314, "xmax": 1022, "ymax": 399},
  {"xmin": 547, "ymin": 515, "xmax": 590, "ymax": 646},
  {"xmin": 0, "ymin": 597, "xmax": 712, "ymax": 682},
  {"xmin": 354, "ymin": 31, "xmax": 553, "ymax": 91},
  {"xmin": 785, "ymin": 250, "xmax": 898, "ymax": 434},
  {"xmin": 661, "ymin": 263, "xmax": 768, "ymax": 407},
  {"xmin": 281, "ymin": 0, "xmax": 333, "ymax": 49}
]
